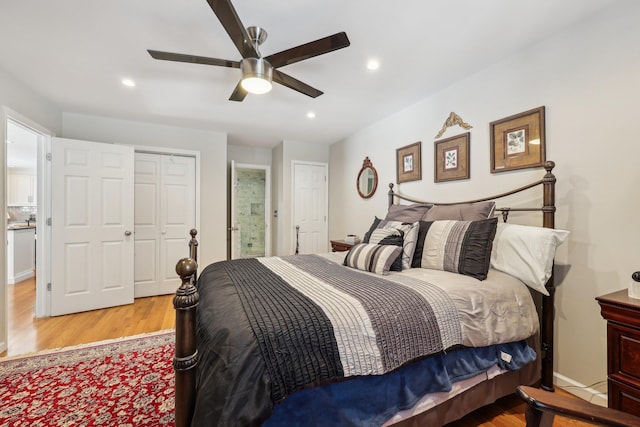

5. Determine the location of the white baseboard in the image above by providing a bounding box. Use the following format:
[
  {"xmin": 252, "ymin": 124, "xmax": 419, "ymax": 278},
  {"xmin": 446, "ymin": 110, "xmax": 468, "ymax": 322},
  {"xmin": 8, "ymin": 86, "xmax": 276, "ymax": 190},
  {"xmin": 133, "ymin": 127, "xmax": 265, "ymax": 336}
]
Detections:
[
  {"xmin": 554, "ymin": 372, "xmax": 608, "ymax": 407},
  {"xmin": 8, "ymin": 269, "xmax": 34, "ymax": 285}
]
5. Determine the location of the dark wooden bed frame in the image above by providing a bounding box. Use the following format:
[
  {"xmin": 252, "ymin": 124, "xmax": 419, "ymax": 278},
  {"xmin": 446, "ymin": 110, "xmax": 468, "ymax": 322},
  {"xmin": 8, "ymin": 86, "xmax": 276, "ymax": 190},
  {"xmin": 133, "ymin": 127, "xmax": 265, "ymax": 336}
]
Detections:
[{"xmin": 172, "ymin": 160, "xmax": 558, "ymax": 427}]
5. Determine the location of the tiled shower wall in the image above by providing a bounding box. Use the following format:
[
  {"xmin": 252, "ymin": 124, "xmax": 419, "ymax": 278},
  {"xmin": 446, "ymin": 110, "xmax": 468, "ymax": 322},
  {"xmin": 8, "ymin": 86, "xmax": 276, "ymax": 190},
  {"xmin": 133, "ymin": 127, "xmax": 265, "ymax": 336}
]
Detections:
[{"xmin": 236, "ymin": 168, "xmax": 266, "ymax": 258}]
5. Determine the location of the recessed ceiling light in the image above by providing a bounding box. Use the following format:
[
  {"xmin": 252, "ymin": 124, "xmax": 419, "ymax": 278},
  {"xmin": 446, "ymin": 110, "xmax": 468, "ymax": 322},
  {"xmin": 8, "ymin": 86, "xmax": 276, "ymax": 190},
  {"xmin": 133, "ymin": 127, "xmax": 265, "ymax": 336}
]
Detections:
[
  {"xmin": 367, "ymin": 59, "xmax": 380, "ymax": 71},
  {"xmin": 307, "ymin": 111, "xmax": 316, "ymax": 119},
  {"xmin": 121, "ymin": 78, "xmax": 136, "ymax": 87}
]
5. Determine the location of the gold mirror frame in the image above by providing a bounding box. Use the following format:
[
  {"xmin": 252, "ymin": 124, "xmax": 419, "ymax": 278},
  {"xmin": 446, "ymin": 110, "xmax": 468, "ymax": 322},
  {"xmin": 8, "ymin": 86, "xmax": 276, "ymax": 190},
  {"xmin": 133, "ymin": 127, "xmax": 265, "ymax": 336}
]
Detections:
[{"xmin": 357, "ymin": 157, "xmax": 378, "ymax": 199}]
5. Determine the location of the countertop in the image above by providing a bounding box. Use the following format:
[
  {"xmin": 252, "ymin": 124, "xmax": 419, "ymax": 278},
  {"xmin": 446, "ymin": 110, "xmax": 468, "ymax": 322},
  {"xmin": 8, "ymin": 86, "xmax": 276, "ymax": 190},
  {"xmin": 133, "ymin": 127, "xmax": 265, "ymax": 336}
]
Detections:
[{"xmin": 7, "ymin": 222, "xmax": 36, "ymax": 230}]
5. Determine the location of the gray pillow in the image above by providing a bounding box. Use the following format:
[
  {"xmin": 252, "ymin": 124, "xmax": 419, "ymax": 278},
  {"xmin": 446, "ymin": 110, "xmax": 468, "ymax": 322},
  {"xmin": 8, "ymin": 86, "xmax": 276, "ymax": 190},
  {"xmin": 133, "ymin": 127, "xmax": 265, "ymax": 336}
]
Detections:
[
  {"xmin": 422, "ymin": 201, "xmax": 495, "ymax": 221},
  {"xmin": 385, "ymin": 203, "xmax": 432, "ymax": 222}
]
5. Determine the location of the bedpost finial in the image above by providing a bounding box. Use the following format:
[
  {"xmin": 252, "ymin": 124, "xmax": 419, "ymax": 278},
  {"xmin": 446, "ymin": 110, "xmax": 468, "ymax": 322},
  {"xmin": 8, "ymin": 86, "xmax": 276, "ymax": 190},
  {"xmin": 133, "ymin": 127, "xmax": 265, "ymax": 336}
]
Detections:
[
  {"xmin": 176, "ymin": 257, "xmax": 198, "ymax": 279},
  {"xmin": 190, "ymin": 229, "xmax": 198, "ymax": 239},
  {"xmin": 544, "ymin": 161, "xmax": 555, "ymax": 172},
  {"xmin": 389, "ymin": 183, "xmax": 394, "ymax": 191}
]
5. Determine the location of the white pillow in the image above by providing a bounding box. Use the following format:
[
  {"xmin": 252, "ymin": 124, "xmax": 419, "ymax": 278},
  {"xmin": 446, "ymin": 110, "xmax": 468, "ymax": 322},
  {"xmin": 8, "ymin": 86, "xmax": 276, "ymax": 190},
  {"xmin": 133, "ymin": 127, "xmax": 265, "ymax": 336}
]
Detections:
[{"xmin": 490, "ymin": 222, "xmax": 569, "ymax": 295}]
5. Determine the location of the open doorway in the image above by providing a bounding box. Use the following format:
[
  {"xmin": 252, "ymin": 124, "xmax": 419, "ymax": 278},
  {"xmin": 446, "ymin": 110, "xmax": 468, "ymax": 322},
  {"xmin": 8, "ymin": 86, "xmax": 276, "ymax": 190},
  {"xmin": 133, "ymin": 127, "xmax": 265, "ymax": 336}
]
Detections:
[
  {"xmin": 230, "ymin": 162, "xmax": 271, "ymax": 259},
  {"xmin": 5, "ymin": 113, "xmax": 51, "ymax": 321}
]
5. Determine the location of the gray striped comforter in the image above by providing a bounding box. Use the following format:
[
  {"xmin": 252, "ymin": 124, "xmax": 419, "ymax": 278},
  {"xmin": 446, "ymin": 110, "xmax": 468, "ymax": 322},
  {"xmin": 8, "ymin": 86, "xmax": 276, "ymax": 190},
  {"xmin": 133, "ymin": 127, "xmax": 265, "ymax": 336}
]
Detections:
[{"xmin": 191, "ymin": 253, "xmax": 536, "ymax": 426}]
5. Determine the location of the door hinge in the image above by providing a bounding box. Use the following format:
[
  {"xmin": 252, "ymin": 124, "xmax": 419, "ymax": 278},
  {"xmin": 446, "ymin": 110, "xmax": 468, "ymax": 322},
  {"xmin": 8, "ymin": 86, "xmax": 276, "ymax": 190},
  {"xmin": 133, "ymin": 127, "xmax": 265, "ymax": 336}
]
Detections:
[
  {"xmin": 47, "ymin": 218, "xmax": 52, "ymax": 226},
  {"xmin": 47, "ymin": 282, "xmax": 52, "ymax": 291},
  {"xmin": 46, "ymin": 153, "xmax": 52, "ymax": 161}
]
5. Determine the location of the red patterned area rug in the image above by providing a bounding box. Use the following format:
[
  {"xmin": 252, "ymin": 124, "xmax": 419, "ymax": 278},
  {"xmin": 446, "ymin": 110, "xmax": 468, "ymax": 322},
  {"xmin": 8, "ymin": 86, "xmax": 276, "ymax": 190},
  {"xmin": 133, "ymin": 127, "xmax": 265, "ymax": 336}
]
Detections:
[{"xmin": 0, "ymin": 330, "xmax": 175, "ymax": 426}]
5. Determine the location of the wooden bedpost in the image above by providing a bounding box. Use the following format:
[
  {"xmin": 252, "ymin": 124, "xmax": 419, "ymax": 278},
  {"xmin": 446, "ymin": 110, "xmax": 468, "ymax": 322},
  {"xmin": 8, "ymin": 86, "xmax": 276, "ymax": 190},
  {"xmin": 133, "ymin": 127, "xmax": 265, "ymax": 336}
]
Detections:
[
  {"xmin": 541, "ymin": 161, "xmax": 556, "ymax": 391},
  {"xmin": 174, "ymin": 255, "xmax": 199, "ymax": 427},
  {"xmin": 189, "ymin": 229, "xmax": 198, "ymax": 277}
]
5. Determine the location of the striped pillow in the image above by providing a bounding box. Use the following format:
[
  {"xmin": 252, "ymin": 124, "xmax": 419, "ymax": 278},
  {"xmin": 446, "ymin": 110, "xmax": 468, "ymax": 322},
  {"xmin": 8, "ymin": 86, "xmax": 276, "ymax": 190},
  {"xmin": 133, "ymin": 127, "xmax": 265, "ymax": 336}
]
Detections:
[
  {"xmin": 343, "ymin": 243, "xmax": 403, "ymax": 275},
  {"xmin": 368, "ymin": 228, "xmax": 404, "ymax": 271},
  {"xmin": 414, "ymin": 218, "xmax": 498, "ymax": 280}
]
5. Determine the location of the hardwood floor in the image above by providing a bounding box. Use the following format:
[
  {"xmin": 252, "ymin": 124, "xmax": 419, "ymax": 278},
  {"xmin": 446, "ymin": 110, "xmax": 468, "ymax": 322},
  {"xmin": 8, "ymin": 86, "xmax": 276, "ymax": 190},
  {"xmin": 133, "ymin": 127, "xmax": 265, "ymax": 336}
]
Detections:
[
  {"xmin": 2, "ymin": 277, "xmax": 595, "ymax": 427},
  {"xmin": 2, "ymin": 277, "xmax": 174, "ymax": 357}
]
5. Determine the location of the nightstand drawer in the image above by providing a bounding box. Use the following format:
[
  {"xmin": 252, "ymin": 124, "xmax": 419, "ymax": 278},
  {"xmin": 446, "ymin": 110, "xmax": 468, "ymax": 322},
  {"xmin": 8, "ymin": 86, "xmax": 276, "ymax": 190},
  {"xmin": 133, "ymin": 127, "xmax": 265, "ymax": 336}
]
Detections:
[
  {"xmin": 609, "ymin": 323, "xmax": 640, "ymax": 385},
  {"xmin": 609, "ymin": 378, "xmax": 640, "ymax": 417}
]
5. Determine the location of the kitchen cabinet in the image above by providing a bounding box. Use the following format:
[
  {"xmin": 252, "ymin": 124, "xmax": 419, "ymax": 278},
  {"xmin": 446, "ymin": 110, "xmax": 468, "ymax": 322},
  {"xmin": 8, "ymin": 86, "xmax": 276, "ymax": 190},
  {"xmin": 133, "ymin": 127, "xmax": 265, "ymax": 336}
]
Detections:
[
  {"xmin": 7, "ymin": 227, "xmax": 36, "ymax": 284},
  {"xmin": 7, "ymin": 170, "xmax": 37, "ymax": 206}
]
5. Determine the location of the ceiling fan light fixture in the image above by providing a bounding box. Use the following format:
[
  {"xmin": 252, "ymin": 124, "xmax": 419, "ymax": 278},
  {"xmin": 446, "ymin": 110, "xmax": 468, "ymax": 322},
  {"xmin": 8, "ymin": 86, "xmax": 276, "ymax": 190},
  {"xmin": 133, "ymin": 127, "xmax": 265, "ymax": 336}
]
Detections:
[{"xmin": 241, "ymin": 58, "xmax": 273, "ymax": 94}]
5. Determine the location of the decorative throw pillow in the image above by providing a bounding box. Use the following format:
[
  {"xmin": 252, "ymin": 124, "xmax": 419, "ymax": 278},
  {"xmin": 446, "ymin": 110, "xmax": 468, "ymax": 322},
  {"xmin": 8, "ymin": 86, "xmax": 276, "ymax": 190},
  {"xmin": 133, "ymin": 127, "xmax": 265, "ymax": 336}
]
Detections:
[
  {"xmin": 422, "ymin": 201, "xmax": 496, "ymax": 221},
  {"xmin": 490, "ymin": 222, "xmax": 569, "ymax": 295},
  {"xmin": 362, "ymin": 217, "xmax": 382, "ymax": 243},
  {"xmin": 414, "ymin": 218, "xmax": 498, "ymax": 280},
  {"xmin": 343, "ymin": 243, "xmax": 403, "ymax": 275},
  {"xmin": 385, "ymin": 203, "xmax": 433, "ymax": 223},
  {"xmin": 376, "ymin": 220, "xmax": 419, "ymax": 270},
  {"xmin": 367, "ymin": 227, "xmax": 404, "ymax": 271}
]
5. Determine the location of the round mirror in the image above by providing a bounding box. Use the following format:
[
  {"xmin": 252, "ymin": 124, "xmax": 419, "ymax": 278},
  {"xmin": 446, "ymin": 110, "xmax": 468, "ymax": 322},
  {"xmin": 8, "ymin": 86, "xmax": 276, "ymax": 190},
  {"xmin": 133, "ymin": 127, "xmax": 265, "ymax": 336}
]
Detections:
[{"xmin": 357, "ymin": 157, "xmax": 378, "ymax": 199}]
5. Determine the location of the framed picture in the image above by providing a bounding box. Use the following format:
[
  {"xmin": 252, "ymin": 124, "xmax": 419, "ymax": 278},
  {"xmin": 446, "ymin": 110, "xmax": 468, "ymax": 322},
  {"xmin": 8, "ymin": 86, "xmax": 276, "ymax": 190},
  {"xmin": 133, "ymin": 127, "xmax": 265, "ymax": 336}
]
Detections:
[
  {"xmin": 434, "ymin": 132, "xmax": 470, "ymax": 182},
  {"xmin": 490, "ymin": 106, "xmax": 545, "ymax": 173},
  {"xmin": 396, "ymin": 142, "xmax": 422, "ymax": 183}
]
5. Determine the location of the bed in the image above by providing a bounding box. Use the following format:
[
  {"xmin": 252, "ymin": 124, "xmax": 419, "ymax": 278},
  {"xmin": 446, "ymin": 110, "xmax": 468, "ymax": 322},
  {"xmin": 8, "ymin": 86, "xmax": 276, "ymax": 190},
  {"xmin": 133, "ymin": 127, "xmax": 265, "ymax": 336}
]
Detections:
[{"xmin": 173, "ymin": 160, "xmax": 564, "ymax": 427}]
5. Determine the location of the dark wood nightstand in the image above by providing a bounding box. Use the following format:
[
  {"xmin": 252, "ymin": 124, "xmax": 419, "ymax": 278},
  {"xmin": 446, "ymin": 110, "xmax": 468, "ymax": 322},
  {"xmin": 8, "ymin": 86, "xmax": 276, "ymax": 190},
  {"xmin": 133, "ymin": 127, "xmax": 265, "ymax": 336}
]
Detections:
[
  {"xmin": 596, "ymin": 289, "xmax": 640, "ymax": 416},
  {"xmin": 330, "ymin": 240, "xmax": 355, "ymax": 252}
]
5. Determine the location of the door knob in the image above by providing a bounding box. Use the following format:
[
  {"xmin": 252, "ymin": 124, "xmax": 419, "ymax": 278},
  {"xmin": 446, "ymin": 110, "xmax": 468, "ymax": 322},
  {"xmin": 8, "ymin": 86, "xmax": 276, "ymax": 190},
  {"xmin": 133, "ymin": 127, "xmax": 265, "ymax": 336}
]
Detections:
[{"xmin": 124, "ymin": 230, "xmax": 132, "ymax": 236}]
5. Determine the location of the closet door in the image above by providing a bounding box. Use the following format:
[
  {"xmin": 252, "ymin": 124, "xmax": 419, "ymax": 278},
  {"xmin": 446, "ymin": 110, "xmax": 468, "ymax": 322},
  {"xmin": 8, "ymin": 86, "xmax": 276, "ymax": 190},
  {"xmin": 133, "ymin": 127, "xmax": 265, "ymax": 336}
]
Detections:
[{"xmin": 134, "ymin": 153, "xmax": 196, "ymax": 297}]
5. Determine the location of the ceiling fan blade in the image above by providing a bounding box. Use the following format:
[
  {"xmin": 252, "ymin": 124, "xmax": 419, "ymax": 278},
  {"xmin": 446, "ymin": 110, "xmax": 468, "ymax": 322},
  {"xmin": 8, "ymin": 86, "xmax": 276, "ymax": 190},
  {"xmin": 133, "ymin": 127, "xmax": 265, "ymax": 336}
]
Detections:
[
  {"xmin": 206, "ymin": 0, "xmax": 259, "ymax": 58},
  {"xmin": 265, "ymin": 32, "xmax": 350, "ymax": 68},
  {"xmin": 229, "ymin": 81, "xmax": 248, "ymax": 102},
  {"xmin": 273, "ymin": 70, "xmax": 323, "ymax": 98},
  {"xmin": 148, "ymin": 50, "xmax": 240, "ymax": 68}
]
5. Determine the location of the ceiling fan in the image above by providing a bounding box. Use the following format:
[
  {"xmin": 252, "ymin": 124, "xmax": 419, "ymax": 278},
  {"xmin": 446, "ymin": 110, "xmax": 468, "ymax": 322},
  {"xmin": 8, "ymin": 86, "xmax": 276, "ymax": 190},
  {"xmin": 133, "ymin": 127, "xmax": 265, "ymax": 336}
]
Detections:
[{"xmin": 148, "ymin": 0, "xmax": 350, "ymax": 102}]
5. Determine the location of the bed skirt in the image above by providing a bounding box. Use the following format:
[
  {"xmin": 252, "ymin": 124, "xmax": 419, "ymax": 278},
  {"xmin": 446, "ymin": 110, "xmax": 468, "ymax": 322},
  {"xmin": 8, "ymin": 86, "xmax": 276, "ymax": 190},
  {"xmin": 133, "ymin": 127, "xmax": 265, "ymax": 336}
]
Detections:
[{"xmin": 390, "ymin": 335, "xmax": 541, "ymax": 426}]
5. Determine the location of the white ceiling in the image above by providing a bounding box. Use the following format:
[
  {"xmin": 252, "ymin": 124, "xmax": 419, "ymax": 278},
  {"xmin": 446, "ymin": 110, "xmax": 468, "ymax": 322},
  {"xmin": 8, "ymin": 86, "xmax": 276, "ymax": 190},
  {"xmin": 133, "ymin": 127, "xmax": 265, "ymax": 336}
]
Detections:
[{"xmin": 0, "ymin": 0, "xmax": 616, "ymax": 149}]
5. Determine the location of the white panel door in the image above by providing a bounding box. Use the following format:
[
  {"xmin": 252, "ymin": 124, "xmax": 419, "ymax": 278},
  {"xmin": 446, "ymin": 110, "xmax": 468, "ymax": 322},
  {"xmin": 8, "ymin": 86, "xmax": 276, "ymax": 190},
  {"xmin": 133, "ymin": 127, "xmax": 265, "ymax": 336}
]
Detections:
[
  {"xmin": 134, "ymin": 153, "xmax": 195, "ymax": 297},
  {"xmin": 293, "ymin": 162, "xmax": 327, "ymax": 254},
  {"xmin": 51, "ymin": 137, "xmax": 134, "ymax": 316},
  {"xmin": 133, "ymin": 153, "xmax": 160, "ymax": 297}
]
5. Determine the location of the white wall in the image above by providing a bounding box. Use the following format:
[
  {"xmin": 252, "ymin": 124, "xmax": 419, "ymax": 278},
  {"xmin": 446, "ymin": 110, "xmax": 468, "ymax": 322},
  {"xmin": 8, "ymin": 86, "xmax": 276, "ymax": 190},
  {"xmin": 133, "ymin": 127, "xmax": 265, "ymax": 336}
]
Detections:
[
  {"xmin": 329, "ymin": 1, "xmax": 640, "ymax": 401},
  {"xmin": 62, "ymin": 112, "xmax": 228, "ymax": 267},
  {"xmin": 272, "ymin": 140, "xmax": 329, "ymax": 256},
  {"xmin": 228, "ymin": 144, "xmax": 272, "ymax": 166},
  {"xmin": 0, "ymin": 67, "xmax": 62, "ymax": 353}
]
